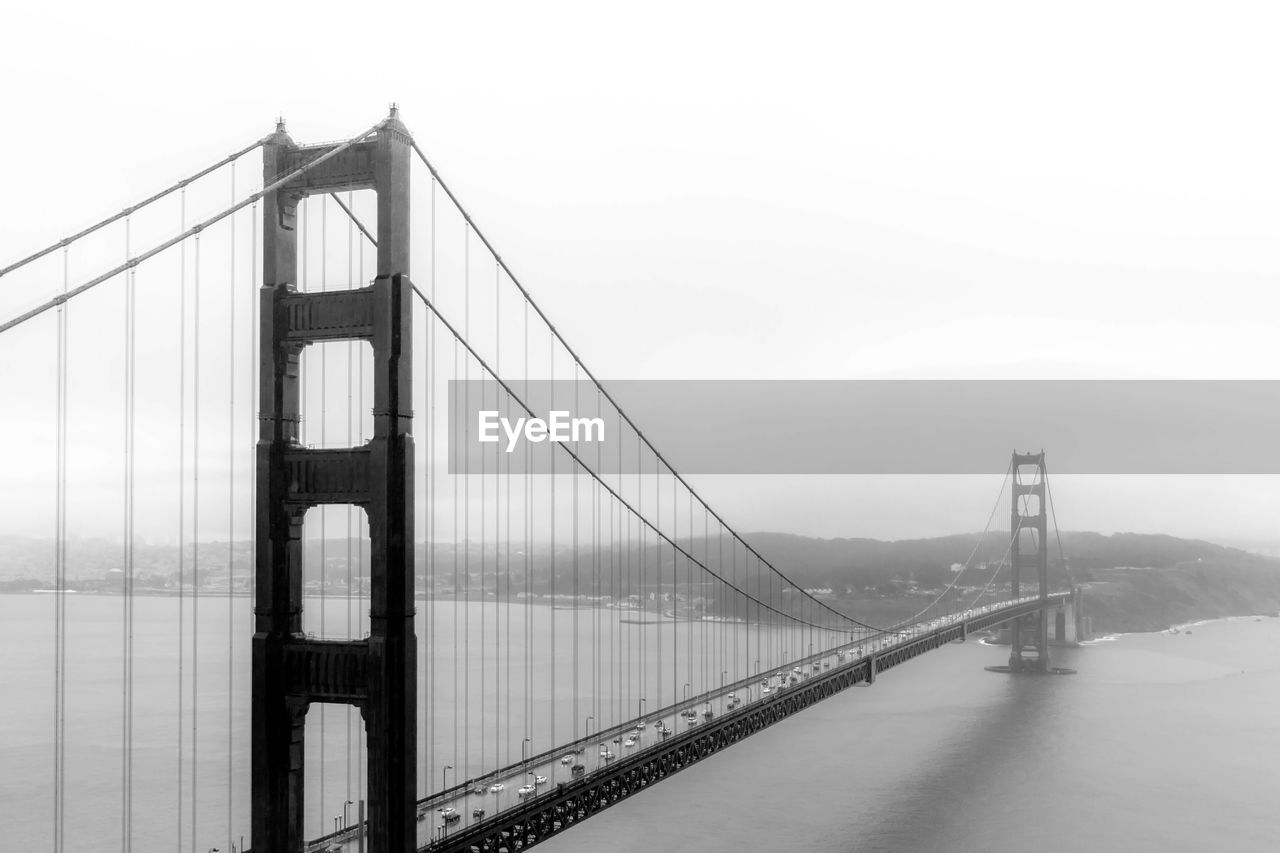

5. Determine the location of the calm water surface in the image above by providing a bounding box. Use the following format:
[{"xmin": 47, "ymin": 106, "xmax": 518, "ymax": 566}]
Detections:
[
  {"xmin": 545, "ymin": 617, "xmax": 1280, "ymax": 853},
  {"xmin": 3, "ymin": 593, "xmax": 1277, "ymax": 851}
]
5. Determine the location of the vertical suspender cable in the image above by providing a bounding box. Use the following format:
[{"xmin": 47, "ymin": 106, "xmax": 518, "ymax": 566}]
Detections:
[
  {"xmin": 226, "ymin": 162, "xmax": 236, "ymax": 853},
  {"xmin": 346, "ymin": 190, "xmax": 355, "ymax": 807},
  {"xmin": 192, "ymin": 225, "xmax": 201, "ymax": 853},
  {"xmin": 427, "ymin": 178, "xmax": 436, "ymax": 795},
  {"xmin": 463, "ymin": 225, "xmax": 471, "ymax": 783},
  {"xmin": 479, "ymin": 295, "xmax": 486, "ymax": 777},
  {"xmin": 494, "ymin": 260, "xmax": 502, "ymax": 769},
  {"xmin": 176, "ymin": 189, "xmax": 186, "ymax": 851},
  {"xmin": 53, "ymin": 245, "xmax": 68, "ymax": 853},
  {"xmin": 357, "ymin": 216, "xmax": 366, "ymax": 801},
  {"xmin": 248, "ymin": 197, "xmax": 259, "ymax": 845},
  {"xmin": 122, "ymin": 211, "xmax": 136, "ymax": 853},
  {"xmin": 522, "ymin": 299, "xmax": 531, "ymax": 765},
  {"xmin": 319, "ymin": 195, "xmax": 328, "ymax": 835},
  {"xmin": 571, "ymin": 366, "xmax": 578, "ymax": 740},
  {"xmin": 452, "ymin": 340, "xmax": 459, "ymax": 783},
  {"xmin": 548, "ymin": 334, "xmax": 555, "ymax": 753},
  {"xmin": 497, "ymin": 260, "xmax": 509, "ymax": 771}
]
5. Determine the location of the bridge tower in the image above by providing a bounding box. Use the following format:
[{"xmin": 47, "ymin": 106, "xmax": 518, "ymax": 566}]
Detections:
[
  {"xmin": 252, "ymin": 109, "xmax": 416, "ymax": 852},
  {"xmin": 1009, "ymin": 451, "xmax": 1049, "ymax": 672}
]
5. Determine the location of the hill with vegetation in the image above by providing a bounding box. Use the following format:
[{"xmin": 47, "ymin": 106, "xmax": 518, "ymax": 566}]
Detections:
[{"xmin": 741, "ymin": 530, "xmax": 1280, "ymax": 634}]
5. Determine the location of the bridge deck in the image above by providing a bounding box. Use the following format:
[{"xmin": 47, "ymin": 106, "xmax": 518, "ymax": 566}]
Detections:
[{"xmin": 302, "ymin": 592, "xmax": 1066, "ymax": 853}]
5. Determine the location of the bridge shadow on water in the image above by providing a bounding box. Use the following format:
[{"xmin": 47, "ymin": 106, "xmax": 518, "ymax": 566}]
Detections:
[{"xmin": 845, "ymin": 657, "xmax": 1068, "ymax": 853}]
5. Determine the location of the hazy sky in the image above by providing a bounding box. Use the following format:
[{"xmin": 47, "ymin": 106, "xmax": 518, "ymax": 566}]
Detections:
[{"xmin": 2, "ymin": 2, "xmax": 1278, "ymax": 546}]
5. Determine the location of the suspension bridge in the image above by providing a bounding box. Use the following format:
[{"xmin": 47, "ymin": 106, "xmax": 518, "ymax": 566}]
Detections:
[{"xmin": 0, "ymin": 108, "xmax": 1082, "ymax": 853}]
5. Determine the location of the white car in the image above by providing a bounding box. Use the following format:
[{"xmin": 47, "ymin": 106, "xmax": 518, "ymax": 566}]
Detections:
[
  {"xmin": 561, "ymin": 754, "xmax": 573, "ymax": 765},
  {"xmin": 488, "ymin": 782, "xmax": 505, "ymax": 793},
  {"xmin": 534, "ymin": 774, "xmax": 548, "ymax": 785},
  {"xmin": 518, "ymin": 784, "xmax": 536, "ymax": 797}
]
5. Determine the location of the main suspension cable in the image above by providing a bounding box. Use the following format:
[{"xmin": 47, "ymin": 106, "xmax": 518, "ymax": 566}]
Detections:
[
  {"xmin": 404, "ymin": 134, "xmax": 860, "ymax": 636},
  {"xmin": 0, "ymin": 136, "xmax": 268, "ymax": 280},
  {"xmin": 0, "ymin": 118, "xmax": 388, "ymax": 337},
  {"xmin": 412, "ymin": 284, "xmax": 876, "ymax": 635}
]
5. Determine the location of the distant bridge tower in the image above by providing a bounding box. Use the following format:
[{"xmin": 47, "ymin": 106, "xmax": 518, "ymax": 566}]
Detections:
[
  {"xmin": 1009, "ymin": 451, "xmax": 1050, "ymax": 672},
  {"xmin": 252, "ymin": 109, "xmax": 416, "ymax": 852}
]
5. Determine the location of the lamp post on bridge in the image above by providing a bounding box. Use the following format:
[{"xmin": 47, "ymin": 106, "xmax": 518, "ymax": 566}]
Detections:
[
  {"xmin": 440, "ymin": 765, "xmax": 454, "ymax": 839},
  {"xmin": 343, "ymin": 799, "xmax": 353, "ymax": 830}
]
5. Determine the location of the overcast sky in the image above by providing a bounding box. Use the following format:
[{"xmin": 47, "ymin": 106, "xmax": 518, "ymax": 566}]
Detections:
[{"xmin": 2, "ymin": 1, "xmax": 1278, "ymax": 547}]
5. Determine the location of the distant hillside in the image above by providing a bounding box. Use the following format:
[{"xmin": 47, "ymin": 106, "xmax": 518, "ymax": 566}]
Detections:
[
  {"xmin": 740, "ymin": 530, "xmax": 1280, "ymax": 634},
  {"xmin": 4, "ymin": 529, "xmax": 1278, "ymax": 634}
]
